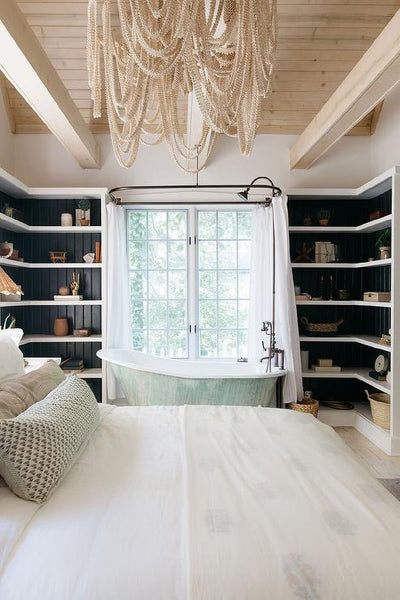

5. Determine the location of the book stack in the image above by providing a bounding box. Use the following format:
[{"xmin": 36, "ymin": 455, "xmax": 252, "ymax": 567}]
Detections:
[
  {"xmin": 60, "ymin": 358, "xmax": 84, "ymax": 374},
  {"xmin": 311, "ymin": 358, "xmax": 342, "ymax": 373},
  {"xmin": 315, "ymin": 241, "xmax": 338, "ymax": 263}
]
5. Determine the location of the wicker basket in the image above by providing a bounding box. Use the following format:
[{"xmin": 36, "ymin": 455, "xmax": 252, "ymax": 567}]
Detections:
[
  {"xmin": 364, "ymin": 390, "xmax": 390, "ymax": 429},
  {"xmin": 288, "ymin": 397, "xmax": 319, "ymax": 418},
  {"xmin": 49, "ymin": 251, "xmax": 66, "ymax": 264},
  {"xmin": 301, "ymin": 316, "xmax": 344, "ymax": 336}
]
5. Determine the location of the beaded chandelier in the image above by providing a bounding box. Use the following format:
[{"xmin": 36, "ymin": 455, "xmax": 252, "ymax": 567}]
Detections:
[{"xmin": 87, "ymin": 0, "xmax": 277, "ymax": 171}]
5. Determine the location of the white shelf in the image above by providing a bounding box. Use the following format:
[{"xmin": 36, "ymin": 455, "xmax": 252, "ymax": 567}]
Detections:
[
  {"xmin": 289, "ymin": 214, "xmax": 392, "ymax": 234},
  {"xmin": 0, "ymin": 258, "xmax": 102, "ymax": 269},
  {"xmin": 299, "ymin": 334, "xmax": 391, "ymax": 352},
  {"xmin": 0, "ymin": 300, "xmax": 102, "ymax": 307},
  {"xmin": 302, "ymin": 368, "xmax": 391, "ymax": 394},
  {"xmin": 296, "ymin": 300, "xmax": 391, "ymax": 307},
  {"xmin": 0, "ymin": 257, "xmax": 102, "ymax": 269},
  {"xmin": 291, "ymin": 258, "xmax": 391, "ymax": 269},
  {"xmin": 0, "ymin": 213, "xmax": 101, "ymax": 233},
  {"xmin": 20, "ymin": 335, "xmax": 103, "ymax": 345}
]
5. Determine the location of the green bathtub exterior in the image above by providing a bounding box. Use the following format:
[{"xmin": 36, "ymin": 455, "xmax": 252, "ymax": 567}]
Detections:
[{"xmin": 111, "ymin": 363, "xmax": 280, "ymax": 407}]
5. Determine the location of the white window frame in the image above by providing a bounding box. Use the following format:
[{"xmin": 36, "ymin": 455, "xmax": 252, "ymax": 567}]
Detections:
[{"xmin": 128, "ymin": 204, "xmax": 251, "ymax": 360}]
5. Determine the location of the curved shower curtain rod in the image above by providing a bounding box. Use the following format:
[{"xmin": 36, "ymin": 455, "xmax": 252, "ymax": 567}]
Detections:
[{"xmin": 108, "ymin": 176, "xmax": 282, "ymax": 205}]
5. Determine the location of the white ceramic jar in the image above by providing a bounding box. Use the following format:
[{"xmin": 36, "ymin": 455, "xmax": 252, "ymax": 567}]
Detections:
[{"xmin": 61, "ymin": 213, "xmax": 73, "ymax": 227}]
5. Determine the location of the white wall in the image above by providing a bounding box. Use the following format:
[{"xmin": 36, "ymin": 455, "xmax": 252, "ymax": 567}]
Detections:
[
  {"xmin": 12, "ymin": 129, "xmax": 374, "ymax": 191},
  {"xmin": 370, "ymin": 84, "xmax": 400, "ymax": 177},
  {"xmin": 0, "ymin": 91, "xmax": 14, "ymax": 176}
]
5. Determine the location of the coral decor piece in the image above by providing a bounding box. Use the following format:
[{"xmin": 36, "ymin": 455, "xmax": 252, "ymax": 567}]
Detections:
[{"xmin": 87, "ymin": 0, "xmax": 277, "ymax": 172}]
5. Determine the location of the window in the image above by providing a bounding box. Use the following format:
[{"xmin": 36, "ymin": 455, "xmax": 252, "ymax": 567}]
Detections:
[{"xmin": 127, "ymin": 207, "xmax": 252, "ymax": 359}]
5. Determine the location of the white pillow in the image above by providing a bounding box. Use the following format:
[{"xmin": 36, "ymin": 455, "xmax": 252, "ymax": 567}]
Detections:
[{"xmin": 0, "ymin": 329, "xmax": 25, "ymax": 383}]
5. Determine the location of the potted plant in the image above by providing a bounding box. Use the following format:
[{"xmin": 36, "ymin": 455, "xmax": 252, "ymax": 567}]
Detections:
[
  {"xmin": 375, "ymin": 228, "xmax": 391, "ymax": 259},
  {"xmin": 318, "ymin": 209, "xmax": 331, "ymax": 226},
  {"xmin": 78, "ymin": 199, "xmax": 91, "ymax": 226}
]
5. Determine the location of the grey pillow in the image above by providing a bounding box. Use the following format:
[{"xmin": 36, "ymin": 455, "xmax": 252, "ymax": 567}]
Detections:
[
  {"xmin": 0, "ymin": 360, "xmax": 65, "ymax": 419},
  {"xmin": 0, "ymin": 375, "xmax": 100, "ymax": 503}
]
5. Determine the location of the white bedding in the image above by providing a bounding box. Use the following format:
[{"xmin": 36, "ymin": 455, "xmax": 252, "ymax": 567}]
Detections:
[{"xmin": 1, "ymin": 405, "xmax": 400, "ymax": 599}]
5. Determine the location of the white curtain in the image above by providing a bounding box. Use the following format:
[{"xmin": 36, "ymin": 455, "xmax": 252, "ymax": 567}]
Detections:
[
  {"xmin": 106, "ymin": 202, "xmax": 132, "ymax": 399},
  {"xmin": 248, "ymin": 196, "xmax": 303, "ymax": 403}
]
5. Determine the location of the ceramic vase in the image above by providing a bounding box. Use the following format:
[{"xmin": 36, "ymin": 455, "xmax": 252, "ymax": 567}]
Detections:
[
  {"xmin": 54, "ymin": 318, "xmax": 68, "ymax": 337},
  {"xmin": 61, "ymin": 213, "xmax": 73, "ymax": 227}
]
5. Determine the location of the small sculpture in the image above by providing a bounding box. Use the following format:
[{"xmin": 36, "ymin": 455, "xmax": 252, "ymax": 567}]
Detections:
[
  {"xmin": 70, "ymin": 272, "xmax": 81, "ymax": 296},
  {"xmin": 294, "ymin": 241, "xmax": 314, "ymax": 263}
]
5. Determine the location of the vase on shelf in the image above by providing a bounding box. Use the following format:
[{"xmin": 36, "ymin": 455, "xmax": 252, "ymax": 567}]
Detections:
[
  {"xmin": 61, "ymin": 213, "xmax": 73, "ymax": 227},
  {"xmin": 54, "ymin": 318, "xmax": 68, "ymax": 337},
  {"xmin": 379, "ymin": 246, "xmax": 390, "ymax": 260}
]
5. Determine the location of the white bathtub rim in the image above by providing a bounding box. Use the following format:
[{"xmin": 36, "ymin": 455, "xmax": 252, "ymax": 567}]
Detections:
[{"xmin": 97, "ymin": 349, "xmax": 286, "ymax": 380}]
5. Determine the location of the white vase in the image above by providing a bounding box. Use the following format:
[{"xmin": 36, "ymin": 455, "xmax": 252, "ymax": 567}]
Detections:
[
  {"xmin": 61, "ymin": 213, "xmax": 73, "ymax": 227},
  {"xmin": 300, "ymin": 350, "xmax": 309, "ymax": 372}
]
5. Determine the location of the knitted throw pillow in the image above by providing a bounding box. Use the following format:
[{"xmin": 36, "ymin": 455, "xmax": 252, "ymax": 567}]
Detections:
[{"xmin": 0, "ymin": 376, "xmax": 100, "ymax": 503}]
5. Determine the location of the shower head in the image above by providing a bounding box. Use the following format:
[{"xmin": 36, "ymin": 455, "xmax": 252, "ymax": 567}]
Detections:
[{"xmin": 236, "ymin": 188, "xmax": 249, "ymax": 202}]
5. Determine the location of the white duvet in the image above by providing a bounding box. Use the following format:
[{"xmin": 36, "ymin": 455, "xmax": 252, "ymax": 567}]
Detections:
[{"xmin": 1, "ymin": 405, "xmax": 400, "ymax": 599}]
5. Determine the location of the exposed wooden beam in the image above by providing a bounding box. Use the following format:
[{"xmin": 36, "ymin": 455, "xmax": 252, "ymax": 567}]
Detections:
[
  {"xmin": 370, "ymin": 100, "xmax": 385, "ymax": 135},
  {"xmin": 0, "ymin": 0, "xmax": 100, "ymax": 168},
  {"xmin": 0, "ymin": 73, "xmax": 15, "ymax": 133},
  {"xmin": 290, "ymin": 9, "xmax": 400, "ymax": 170}
]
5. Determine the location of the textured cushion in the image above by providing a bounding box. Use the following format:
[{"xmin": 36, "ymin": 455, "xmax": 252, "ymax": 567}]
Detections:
[
  {"xmin": 0, "ymin": 329, "xmax": 25, "ymax": 384},
  {"xmin": 0, "ymin": 360, "xmax": 65, "ymax": 419},
  {"xmin": 0, "ymin": 376, "xmax": 100, "ymax": 503}
]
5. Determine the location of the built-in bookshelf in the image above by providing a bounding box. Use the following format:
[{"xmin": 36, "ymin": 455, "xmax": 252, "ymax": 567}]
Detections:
[
  {"xmin": 0, "ymin": 186, "xmax": 107, "ymax": 402},
  {"xmin": 288, "ymin": 167, "xmax": 400, "ymax": 455}
]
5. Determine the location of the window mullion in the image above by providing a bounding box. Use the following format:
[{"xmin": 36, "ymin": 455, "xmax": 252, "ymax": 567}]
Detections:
[{"xmin": 188, "ymin": 206, "xmax": 197, "ymax": 359}]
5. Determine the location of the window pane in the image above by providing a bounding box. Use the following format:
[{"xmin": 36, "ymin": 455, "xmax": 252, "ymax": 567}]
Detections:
[
  {"xmin": 199, "ymin": 271, "xmax": 217, "ymax": 299},
  {"xmin": 218, "ymin": 331, "xmax": 237, "ymax": 358},
  {"xmin": 238, "ymin": 241, "xmax": 251, "ymax": 269},
  {"xmin": 149, "ymin": 271, "xmax": 167, "ymax": 299},
  {"xmin": 169, "ymin": 271, "xmax": 186, "ymax": 299},
  {"xmin": 128, "ymin": 211, "xmax": 147, "ymax": 239},
  {"xmin": 218, "ymin": 241, "xmax": 237, "ymax": 269},
  {"xmin": 218, "ymin": 211, "xmax": 236, "ymax": 239},
  {"xmin": 168, "ymin": 212, "xmax": 186, "ymax": 239},
  {"xmin": 199, "ymin": 300, "xmax": 218, "ymax": 329},
  {"xmin": 238, "ymin": 300, "xmax": 249, "ymax": 328},
  {"xmin": 130, "ymin": 271, "xmax": 147, "ymax": 299},
  {"xmin": 148, "ymin": 211, "xmax": 167, "ymax": 239},
  {"xmin": 218, "ymin": 300, "xmax": 237, "ymax": 328},
  {"xmin": 198, "ymin": 241, "xmax": 217, "ymax": 269},
  {"xmin": 128, "ymin": 209, "xmax": 188, "ymax": 359},
  {"xmin": 148, "ymin": 301, "xmax": 167, "ymax": 329},
  {"xmin": 200, "ymin": 331, "xmax": 217, "ymax": 357},
  {"xmin": 148, "ymin": 330, "xmax": 168, "ymax": 357},
  {"xmin": 198, "ymin": 211, "xmax": 216, "ymax": 239},
  {"xmin": 168, "ymin": 301, "xmax": 186, "ymax": 329},
  {"xmin": 129, "ymin": 241, "xmax": 147, "ymax": 269},
  {"xmin": 168, "ymin": 241, "xmax": 186, "ymax": 269},
  {"xmin": 238, "ymin": 211, "xmax": 252, "ymax": 238},
  {"xmin": 169, "ymin": 330, "xmax": 187, "ymax": 358},
  {"xmin": 238, "ymin": 272, "xmax": 250, "ymax": 299},
  {"xmin": 219, "ymin": 271, "xmax": 237, "ymax": 299},
  {"xmin": 132, "ymin": 300, "xmax": 147, "ymax": 329},
  {"xmin": 148, "ymin": 241, "xmax": 167, "ymax": 269},
  {"xmin": 133, "ymin": 330, "xmax": 147, "ymax": 352}
]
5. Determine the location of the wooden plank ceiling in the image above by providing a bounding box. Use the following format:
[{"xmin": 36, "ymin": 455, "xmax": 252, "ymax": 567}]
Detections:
[{"xmin": 5, "ymin": 0, "xmax": 400, "ymax": 136}]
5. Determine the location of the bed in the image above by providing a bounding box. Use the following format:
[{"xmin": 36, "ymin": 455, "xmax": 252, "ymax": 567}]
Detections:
[{"xmin": 1, "ymin": 403, "xmax": 400, "ymax": 599}]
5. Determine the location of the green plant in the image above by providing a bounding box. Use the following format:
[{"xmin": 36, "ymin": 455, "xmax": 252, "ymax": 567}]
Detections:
[
  {"xmin": 318, "ymin": 209, "xmax": 331, "ymax": 220},
  {"xmin": 375, "ymin": 228, "xmax": 391, "ymax": 248},
  {"xmin": 78, "ymin": 198, "xmax": 91, "ymax": 212}
]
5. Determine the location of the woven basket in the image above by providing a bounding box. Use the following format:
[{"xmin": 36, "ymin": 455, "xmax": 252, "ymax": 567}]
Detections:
[
  {"xmin": 364, "ymin": 390, "xmax": 390, "ymax": 429},
  {"xmin": 301, "ymin": 316, "xmax": 344, "ymax": 335},
  {"xmin": 288, "ymin": 398, "xmax": 319, "ymax": 418},
  {"xmin": 49, "ymin": 251, "xmax": 66, "ymax": 264}
]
